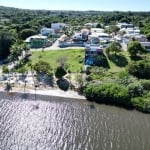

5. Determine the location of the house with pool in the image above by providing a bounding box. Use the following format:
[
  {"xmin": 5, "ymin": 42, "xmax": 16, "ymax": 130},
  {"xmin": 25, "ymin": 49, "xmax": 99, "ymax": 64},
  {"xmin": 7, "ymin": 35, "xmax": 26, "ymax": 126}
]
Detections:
[{"xmin": 84, "ymin": 45, "xmax": 104, "ymax": 66}]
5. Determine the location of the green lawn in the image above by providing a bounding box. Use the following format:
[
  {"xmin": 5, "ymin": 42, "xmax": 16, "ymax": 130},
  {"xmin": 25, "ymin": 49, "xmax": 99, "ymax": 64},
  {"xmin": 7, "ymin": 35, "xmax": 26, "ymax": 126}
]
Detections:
[
  {"xmin": 28, "ymin": 49, "xmax": 150, "ymax": 74},
  {"xmin": 105, "ymin": 51, "xmax": 131, "ymax": 73},
  {"xmin": 30, "ymin": 49, "xmax": 85, "ymax": 73},
  {"xmin": 30, "ymin": 49, "xmax": 131, "ymax": 73}
]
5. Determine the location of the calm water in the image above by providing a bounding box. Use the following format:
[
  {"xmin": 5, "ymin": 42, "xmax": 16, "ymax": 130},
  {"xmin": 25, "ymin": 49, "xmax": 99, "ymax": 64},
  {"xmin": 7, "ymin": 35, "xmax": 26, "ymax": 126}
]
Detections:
[{"xmin": 0, "ymin": 92, "xmax": 150, "ymax": 150}]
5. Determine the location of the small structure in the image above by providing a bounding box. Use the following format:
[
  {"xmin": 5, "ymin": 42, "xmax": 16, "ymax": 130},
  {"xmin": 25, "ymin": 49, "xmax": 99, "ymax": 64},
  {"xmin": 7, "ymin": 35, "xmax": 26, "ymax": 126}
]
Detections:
[
  {"xmin": 85, "ymin": 45, "xmax": 103, "ymax": 65},
  {"xmin": 72, "ymin": 31, "xmax": 88, "ymax": 42},
  {"xmin": 140, "ymin": 42, "xmax": 150, "ymax": 52},
  {"xmin": 51, "ymin": 23, "xmax": 66, "ymax": 33},
  {"xmin": 25, "ymin": 35, "xmax": 50, "ymax": 48},
  {"xmin": 91, "ymin": 28, "xmax": 104, "ymax": 34},
  {"xmin": 84, "ymin": 23, "xmax": 93, "ymax": 28},
  {"xmin": 88, "ymin": 35, "xmax": 100, "ymax": 45},
  {"xmin": 41, "ymin": 27, "xmax": 55, "ymax": 36},
  {"xmin": 117, "ymin": 22, "xmax": 134, "ymax": 29},
  {"xmin": 84, "ymin": 23, "xmax": 98, "ymax": 28}
]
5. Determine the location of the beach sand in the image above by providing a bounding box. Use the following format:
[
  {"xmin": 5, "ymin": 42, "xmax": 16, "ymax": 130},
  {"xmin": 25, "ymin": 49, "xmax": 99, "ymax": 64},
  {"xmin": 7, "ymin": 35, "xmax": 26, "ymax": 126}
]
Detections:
[{"xmin": 0, "ymin": 85, "xmax": 86, "ymax": 100}]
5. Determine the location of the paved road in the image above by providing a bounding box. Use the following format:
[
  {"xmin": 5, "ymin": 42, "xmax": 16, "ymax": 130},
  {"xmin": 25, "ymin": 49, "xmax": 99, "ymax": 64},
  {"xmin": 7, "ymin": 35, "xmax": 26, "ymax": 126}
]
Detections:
[{"xmin": 30, "ymin": 35, "xmax": 85, "ymax": 51}]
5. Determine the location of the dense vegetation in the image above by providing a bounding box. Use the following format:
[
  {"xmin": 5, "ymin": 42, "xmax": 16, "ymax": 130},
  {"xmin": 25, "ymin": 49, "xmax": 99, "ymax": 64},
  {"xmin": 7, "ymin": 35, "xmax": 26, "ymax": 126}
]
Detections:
[
  {"xmin": 0, "ymin": 6, "xmax": 150, "ymax": 59},
  {"xmin": 83, "ymin": 47, "xmax": 150, "ymax": 112},
  {"xmin": 0, "ymin": 6, "xmax": 150, "ymax": 112}
]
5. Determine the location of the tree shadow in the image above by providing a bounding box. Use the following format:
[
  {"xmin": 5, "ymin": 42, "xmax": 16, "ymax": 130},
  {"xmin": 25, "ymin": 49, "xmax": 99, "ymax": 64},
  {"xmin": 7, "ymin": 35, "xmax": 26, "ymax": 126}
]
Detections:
[
  {"xmin": 4, "ymin": 83, "xmax": 12, "ymax": 92},
  {"xmin": 96, "ymin": 54, "xmax": 110, "ymax": 68},
  {"xmin": 109, "ymin": 54, "xmax": 128, "ymax": 67},
  {"xmin": 57, "ymin": 78, "xmax": 69, "ymax": 91},
  {"xmin": 130, "ymin": 55, "xmax": 143, "ymax": 61},
  {"xmin": 85, "ymin": 54, "xmax": 110, "ymax": 68},
  {"xmin": 36, "ymin": 74, "xmax": 55, "ymax": 87}
]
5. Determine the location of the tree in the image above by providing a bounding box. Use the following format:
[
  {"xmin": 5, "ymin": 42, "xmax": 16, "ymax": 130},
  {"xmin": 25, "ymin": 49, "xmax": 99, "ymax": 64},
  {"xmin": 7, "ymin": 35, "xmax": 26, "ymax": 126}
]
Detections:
[
  {"xmin": 106, "ymin": 41, "xmax": 122, "ymax": 56},
  {"xmin": 9, "ymin": 43, "xmax": 22, "ymax": 62},
  {"xmin": 146, "ymin": 33, "xmax": 150, "ymax": 41},
  {"xmin": 127, "ymin": 41, "xmax": 147, "ymax": 58},
  {"xmin": 2, "ymin": 65, "xmax": 9, "ymax": 74},
  {"xmin": 20, "ymin": 29, "xmax": 37, "ymax": 40},
  {"xmin": 105, "ymin": 25, "xmax": 119, "ymax": 34},
  {"xmin": 33, "ymin": 60, "xmax": 53, "ymax": 76},
  {"xmin": 55, "ymin": 66, "xmax": 67, "ymax": 79},
  {"xmin": 127, "ymin": 61, "xmax": 150, "ymax": 79},
  {"xmin": 0, "ymin": 30, "xmax": 15, "ymax": 60},
  {"xmin": 20, "ymin": 42, "xmax": 30, "ymax": 58}
]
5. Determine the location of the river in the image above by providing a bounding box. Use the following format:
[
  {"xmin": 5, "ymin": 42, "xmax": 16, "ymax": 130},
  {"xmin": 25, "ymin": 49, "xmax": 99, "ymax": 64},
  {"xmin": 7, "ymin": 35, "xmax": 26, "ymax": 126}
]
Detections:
[{"xmin": 0, "ymin": 92, "xmax": 150, "ymax": 150}]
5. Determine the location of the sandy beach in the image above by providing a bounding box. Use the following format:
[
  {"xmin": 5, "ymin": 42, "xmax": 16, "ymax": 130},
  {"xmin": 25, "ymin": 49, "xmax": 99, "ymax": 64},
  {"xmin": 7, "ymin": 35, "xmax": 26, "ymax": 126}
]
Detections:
[{"xmin": 0, "ymin": 85, "xmax": 86, "ymax": 100}]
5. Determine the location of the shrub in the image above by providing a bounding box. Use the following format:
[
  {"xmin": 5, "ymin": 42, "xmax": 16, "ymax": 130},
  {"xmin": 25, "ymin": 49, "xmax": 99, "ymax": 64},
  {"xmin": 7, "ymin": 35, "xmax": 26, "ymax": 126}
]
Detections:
[
  {"xmin": 117, "ymin": 71, "xmax": 136, "ymax": 86},
  {"xmin": 127, "ymin": 61, "xmax": 150, "ymax": 79},
  {"xmin": 33, "ymin": 60, "xmax": 53, "ymax": 76},
  {"xmin": 131, "ymin": 97, "xmax": 150, "ymax": 113},
  {"xmin": 127, "ymin": 82, "xmax": 144, "ymax": 98},
  {"xmin": 57, "ymin": 79, "xmax": 69, "ymax": 91},
  {"xmin": 140, "ymin": 80, "xmax": 150, "ymax": 91},
  {"xmin": 83, "ymin": 83, "xmax": 130, "ymax": 106},
  {"xmin": 2, "ymin": 65, "xmax": 9, "ymax": 74},
  {"xmin": 55, "ymin": 66, "xmax": 67, "ymax": 79}
]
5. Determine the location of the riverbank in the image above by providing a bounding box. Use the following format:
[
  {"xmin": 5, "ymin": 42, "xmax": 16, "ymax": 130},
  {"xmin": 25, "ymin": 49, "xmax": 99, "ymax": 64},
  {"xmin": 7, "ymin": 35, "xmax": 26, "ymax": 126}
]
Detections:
[{"xmin": 0, "ymin": 86, "xmax": 86, "ymax": 101}]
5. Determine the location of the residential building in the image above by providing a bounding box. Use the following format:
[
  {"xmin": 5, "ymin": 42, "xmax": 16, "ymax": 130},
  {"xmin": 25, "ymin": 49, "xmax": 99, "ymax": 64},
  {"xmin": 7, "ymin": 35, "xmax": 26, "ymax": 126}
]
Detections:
[
  {"xmin": 117, "ymin": 23, "xmax": 134, "ymax": 29},
  {"xmin": 85, "ymin": 45, "xmax": 103, "ymax": 65},
  {"xmin": 51, "ymin": 23, "xmax": 66, "ymax": 33},
  {"xmin": 91, "ymin": 28, "xmax": 104, "ymax": 34},
  {"xmin": 140, "ymin": 42, "xmax": 150, "ymax": 51},
  {"xmin": 41, "ymin": 27, "xmax": 55, "ymax": 36},
  {"xmin": 25, "ymin": 35, "xmax": 51, "ymax": 48}
]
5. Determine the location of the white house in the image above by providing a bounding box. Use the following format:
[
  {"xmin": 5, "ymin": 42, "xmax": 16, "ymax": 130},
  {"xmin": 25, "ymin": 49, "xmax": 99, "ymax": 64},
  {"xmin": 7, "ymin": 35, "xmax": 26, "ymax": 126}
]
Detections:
[
  {"xmin": 117, "ymin": 23, "xmax": 134, "ymax": 29},
  {"xmin": 41, "ymin": 27, "xmax": 55, "ymax": 36},
  {"xmin": 91, "ymin": 28, "xmax": 104, "ymax": 34},
  {"xmin": 51, "ymin": 23, "xmax": 66, "ymax": 33}
]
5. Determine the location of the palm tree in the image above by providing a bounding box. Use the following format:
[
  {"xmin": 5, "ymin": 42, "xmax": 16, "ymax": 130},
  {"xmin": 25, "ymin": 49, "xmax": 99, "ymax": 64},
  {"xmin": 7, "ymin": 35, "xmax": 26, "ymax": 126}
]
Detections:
[
  {"xmin": 28, "ymin": 62, "xmax": 37, "ymax": 99},
  {"xmin": 21, "ymin": 43, "xmax": 30, "ymax": 58}
]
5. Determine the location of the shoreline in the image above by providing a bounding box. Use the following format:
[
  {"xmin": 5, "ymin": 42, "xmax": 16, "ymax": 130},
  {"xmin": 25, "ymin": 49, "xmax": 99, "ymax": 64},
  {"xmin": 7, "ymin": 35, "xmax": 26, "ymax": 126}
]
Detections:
[{"xmin": 0, "ymin": 86, "xmax": 86, "ymax": 101}]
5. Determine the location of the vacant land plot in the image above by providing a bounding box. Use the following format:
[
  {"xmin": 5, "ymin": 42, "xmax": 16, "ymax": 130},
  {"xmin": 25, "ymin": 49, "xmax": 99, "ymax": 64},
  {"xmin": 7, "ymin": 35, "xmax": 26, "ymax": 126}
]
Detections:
[{"xmin": 31, "ymin": 49, "xmax": 85, "ymax": 73}]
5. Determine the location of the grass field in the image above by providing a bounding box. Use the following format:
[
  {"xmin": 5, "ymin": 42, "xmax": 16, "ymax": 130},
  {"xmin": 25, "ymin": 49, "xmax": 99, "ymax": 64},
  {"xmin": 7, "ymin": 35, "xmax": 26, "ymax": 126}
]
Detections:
[
  {"xmin": 106, "ymin": 51, "xmax": 131, "ymax": 73},
  {"xmin": 30, "ymin": 49, "xmax": 85, "ymax": 73},
  {"xmin": 26, "ymin": 48, "xmax": 150, "ymax": 74}
]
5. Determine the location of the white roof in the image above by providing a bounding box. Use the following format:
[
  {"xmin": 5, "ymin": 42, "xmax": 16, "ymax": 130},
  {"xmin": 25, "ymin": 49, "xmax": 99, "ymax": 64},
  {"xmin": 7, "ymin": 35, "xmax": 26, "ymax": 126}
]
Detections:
[
  {"xmin": 25, "ymin": 35, "xmax": 47, "ymax": 42},
  {"xmin": 91, "ymin": 28, "xmax": 104, "ymax": 33}
]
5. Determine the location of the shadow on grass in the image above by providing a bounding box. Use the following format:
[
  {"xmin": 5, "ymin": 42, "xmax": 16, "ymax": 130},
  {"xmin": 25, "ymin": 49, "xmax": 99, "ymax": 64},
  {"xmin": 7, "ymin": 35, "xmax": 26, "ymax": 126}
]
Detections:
[
  {"xmin": 109, "ymin": 53, "xmax": 128, "ymax": 67},
  {"xmin": 94, "ymin": 54, "xmax": 110, "ymax": 68}
]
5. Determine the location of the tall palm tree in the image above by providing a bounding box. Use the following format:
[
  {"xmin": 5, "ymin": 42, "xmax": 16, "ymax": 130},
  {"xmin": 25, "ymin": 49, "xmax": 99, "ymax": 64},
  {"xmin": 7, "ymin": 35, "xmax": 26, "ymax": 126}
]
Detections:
[{"xmin": 21, "ymin": 43, "xmax": 30, "ymax": 58}]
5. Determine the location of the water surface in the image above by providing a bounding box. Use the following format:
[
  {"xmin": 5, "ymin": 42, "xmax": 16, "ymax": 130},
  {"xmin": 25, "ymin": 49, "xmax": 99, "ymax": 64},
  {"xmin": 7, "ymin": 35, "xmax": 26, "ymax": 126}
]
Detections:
[{"xmin": 0, "ymin": 92, "xmax": 150, "ymax": 150}]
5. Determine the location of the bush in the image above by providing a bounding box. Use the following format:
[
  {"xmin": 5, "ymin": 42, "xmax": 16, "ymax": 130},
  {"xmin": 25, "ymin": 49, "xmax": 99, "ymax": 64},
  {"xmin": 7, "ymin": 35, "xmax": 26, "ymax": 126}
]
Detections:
[
  {"xmin": 57, "ymin": 79, "xmax": 69, "ymax": 91},
  {"xmin": 2, "ymin": 65, "xmax": 9, "ymax": 74},
  {"xmin": 83, "ymin": 83, "xmax": 130, "ymax": 106},
  {"xmin": 117, "ymin": 71, "xmax": 136, "ymax": 86},
  {"xmin": 140, "ymin": 80, "xmax": 150, "ymax": 91},
  {"xmin": 55, "ymin": 66, "xmax": 67, "ymax": 79},
  {"xmin": 33, "ymin": 60, "xmax": 53, "ymax": 76},
  {"xmin": 131, "ymin": 97, "xmax": 150, "ymax": 113},
  {"xmin": 127, "ymin": 61, "xmax": 150, "ymax": 79},
  {"xmin": 127, "ymin": 82, "xmax": 144, "ymax": 98}
]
